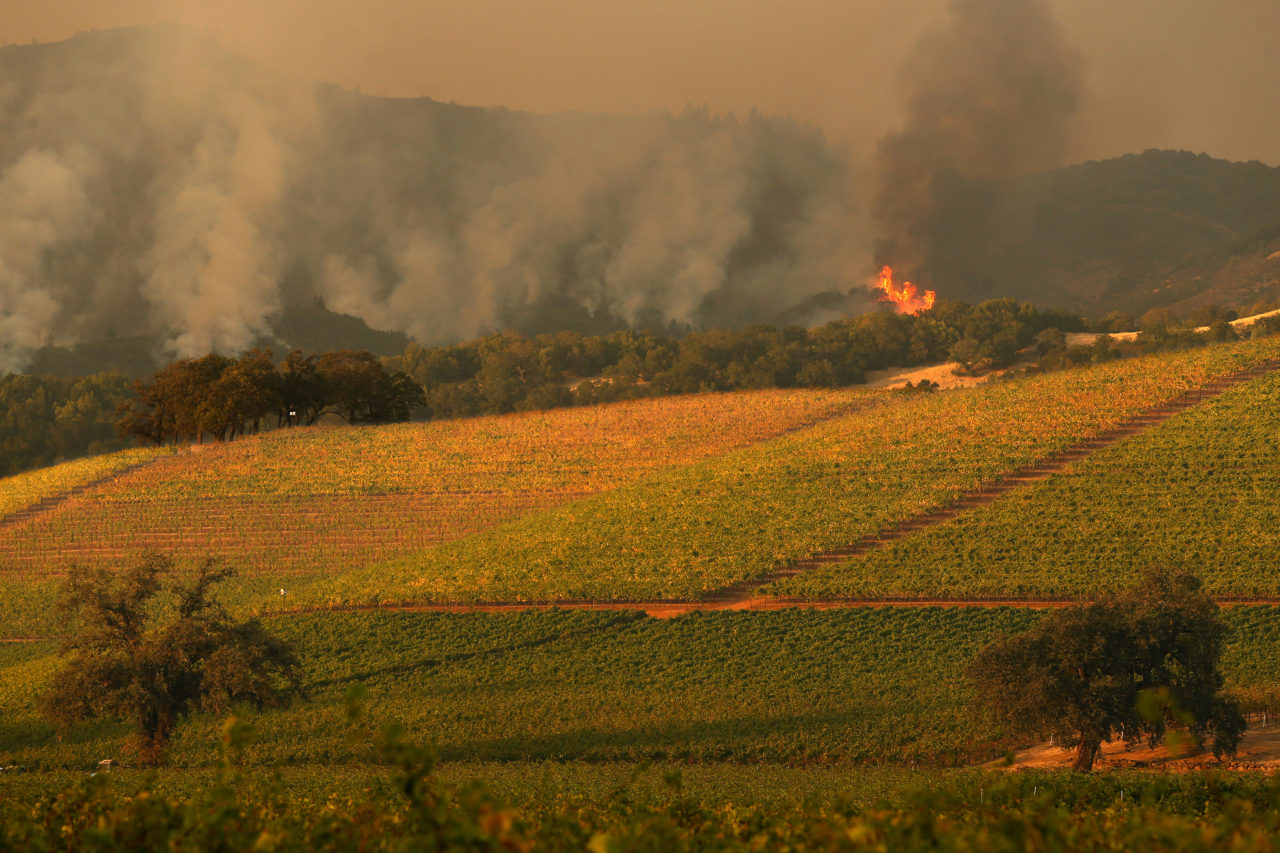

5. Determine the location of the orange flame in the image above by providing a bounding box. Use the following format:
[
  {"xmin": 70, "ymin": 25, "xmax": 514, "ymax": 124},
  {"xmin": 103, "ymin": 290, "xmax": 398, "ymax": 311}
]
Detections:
[{"xmin": 875, "ymin": 265, "xmax": 935, "ymax": 315}]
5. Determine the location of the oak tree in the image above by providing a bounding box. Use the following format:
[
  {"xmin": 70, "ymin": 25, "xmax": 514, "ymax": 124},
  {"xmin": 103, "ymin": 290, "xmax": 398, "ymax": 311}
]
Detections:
[
  {"xmin": 968, "ymin": 569, "xmax": 1245, "ymax": 772},
  {"xmin": 40, "ymin": 554, "xmax": 301, "ymax": 764}
]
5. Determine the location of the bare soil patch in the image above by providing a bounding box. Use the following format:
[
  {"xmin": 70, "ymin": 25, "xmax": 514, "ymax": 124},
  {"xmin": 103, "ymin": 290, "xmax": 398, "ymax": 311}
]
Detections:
[
  {"xmin": 996, "ymin": 725, "xmax": 1280, "ymax": 771},
  {"xmin": 862, "ymin": 362, "xmax": 995, "ymax": 390}
]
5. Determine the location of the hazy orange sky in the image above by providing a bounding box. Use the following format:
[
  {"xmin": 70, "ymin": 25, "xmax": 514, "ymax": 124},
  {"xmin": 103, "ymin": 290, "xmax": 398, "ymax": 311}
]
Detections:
[{"xmin": 3, "ymin": 0, "xmax": 1279, "ymax": 165}]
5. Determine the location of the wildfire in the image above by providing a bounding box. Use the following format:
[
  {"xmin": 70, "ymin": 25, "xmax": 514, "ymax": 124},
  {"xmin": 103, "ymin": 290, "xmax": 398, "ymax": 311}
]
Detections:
[{"xmin": 875, "ymin": 265, "xmax": 936, "ymax": 315}]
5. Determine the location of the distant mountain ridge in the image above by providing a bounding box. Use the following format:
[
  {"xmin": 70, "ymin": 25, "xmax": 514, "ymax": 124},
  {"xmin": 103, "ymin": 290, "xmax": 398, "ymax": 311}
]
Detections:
[
  {"xmin": 1, "ymin": 26, "xmax": 1279, "ymax": 375},
  {"xmin": 994, "ymin": 150, "xmax": 1280, "ymax": 315}
]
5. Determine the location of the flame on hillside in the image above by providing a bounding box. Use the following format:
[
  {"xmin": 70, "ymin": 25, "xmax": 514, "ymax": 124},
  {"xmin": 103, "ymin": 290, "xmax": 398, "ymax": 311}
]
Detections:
[{"xmin": 875, "ymin": 265, "xmax": 936, "ymax": 315}]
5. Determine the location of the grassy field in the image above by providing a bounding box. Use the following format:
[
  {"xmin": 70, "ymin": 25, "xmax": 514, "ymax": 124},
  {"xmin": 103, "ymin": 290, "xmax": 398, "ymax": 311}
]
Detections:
[
  {"xmin": 765, "ymin": 368, "xmax": 1280, "ymax": 600},
  {"xmin": 3, "ymin": 606, "xmax": 1279, "ymax": 772}
]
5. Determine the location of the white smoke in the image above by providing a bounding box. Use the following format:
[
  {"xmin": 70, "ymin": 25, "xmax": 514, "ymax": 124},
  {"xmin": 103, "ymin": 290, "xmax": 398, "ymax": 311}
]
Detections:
[
  {"xmin": 135, "ymin": 33, "xmax": 310, "ymax": 358},
  {"xmin": 0, "ymin": 26, "xmax": 860, "ymax": 370},
  {"xmin": 321, "ymin": 117, "xmax": 761, "ymax": 342},
  {"xmin": 140, "ymin": 96, "xmax": 289, "ymax": 356},
  {"xmin": 0, "ymin": 148, "xmax": 95, "ymax": 373}
]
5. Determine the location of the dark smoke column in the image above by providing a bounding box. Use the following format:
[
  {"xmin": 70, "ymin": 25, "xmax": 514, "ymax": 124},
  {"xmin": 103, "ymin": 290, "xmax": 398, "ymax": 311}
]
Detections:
[{"xmin": 873, "ymin": 0, "xmax": 1083, "ymax": 300}]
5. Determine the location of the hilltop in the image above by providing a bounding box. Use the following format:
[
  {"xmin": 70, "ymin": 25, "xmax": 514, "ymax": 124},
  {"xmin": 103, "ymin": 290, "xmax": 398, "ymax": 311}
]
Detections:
[{"xmin": 993, "ymin": 150, "xmax": 1280, "ymax": 315}]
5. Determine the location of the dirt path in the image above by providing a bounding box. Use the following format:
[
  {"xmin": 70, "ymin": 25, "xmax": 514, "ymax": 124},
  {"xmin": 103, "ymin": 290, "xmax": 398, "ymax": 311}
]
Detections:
[
  {"xmin": 254, "ymin": 596, "xmax": 1280, "ymax": 622},
  {"xmin": 5, "ymin": 598, "xmax": 1278, "ymax": 641},
  {"xmin": 996, "ymin": 723, "xmax": 1280, "ymax": 771}
]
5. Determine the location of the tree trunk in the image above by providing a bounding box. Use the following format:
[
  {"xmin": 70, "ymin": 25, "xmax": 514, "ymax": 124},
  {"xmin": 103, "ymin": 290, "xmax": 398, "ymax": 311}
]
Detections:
[{"xmin": 1072, "ymin": 733, "xmax": 1101, "ymax": 772}]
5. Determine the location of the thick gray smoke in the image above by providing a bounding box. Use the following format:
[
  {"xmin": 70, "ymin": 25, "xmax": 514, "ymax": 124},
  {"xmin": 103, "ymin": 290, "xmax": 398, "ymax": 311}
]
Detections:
[
  {"xmin": 0, "ymin": 26, "xmax": 862, "ymax": 372},
  {"xmin": 873, "ymin": 0, "xmax": 1083, "ymax": 298}
]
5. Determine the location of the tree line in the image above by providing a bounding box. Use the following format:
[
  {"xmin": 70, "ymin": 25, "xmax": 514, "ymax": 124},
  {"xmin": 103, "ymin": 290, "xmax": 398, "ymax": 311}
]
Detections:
[
  {"xmin": 0, "ymin": 372, "xmax": 129, "ymax": 477},
  {"xmin": 393, "ymin": 298, "xmax": 1089, "ymax": 419},
  {"xmin": 3, "ymin": 298, "xmax": 1274, "ymax": 477},
  {"xmin": 118, "ymin": 349, "xmax": 425, "ymax": 445}
]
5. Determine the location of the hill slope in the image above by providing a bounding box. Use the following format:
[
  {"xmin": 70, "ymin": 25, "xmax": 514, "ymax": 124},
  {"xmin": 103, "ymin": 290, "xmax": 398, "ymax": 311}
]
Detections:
[
  {"xmin": 3, "ymin": 335, "xmax": 1280, "ymax": 637},
  {"xmin": 768, "ymin": 364, "xmax": 1280, "ymax": 599},
  {"xmin": 941, "ymin": 150, "xmax": 1280, "ymax": 313}
]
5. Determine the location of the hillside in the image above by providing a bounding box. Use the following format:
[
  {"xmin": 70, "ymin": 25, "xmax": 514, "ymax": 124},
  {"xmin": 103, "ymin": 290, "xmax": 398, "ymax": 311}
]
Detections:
[
  {"xmin": 939, "ymin": 150, "xmax": 1280, "ymax": 314},
  {"xmin": 3, "ymin": 335, "xmax": 1280, "ymax": 638},
  {"xmin": 5, "ymin": 329, "xmax": 1280, "ymax": 836},
  {"xmin": 767, "ymin": 363, "xmax": 1280, "ymax": 599}
]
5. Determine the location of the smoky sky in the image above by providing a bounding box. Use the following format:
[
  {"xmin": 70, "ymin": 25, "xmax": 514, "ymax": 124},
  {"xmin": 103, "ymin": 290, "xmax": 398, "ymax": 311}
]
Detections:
[
  {"xmin": 872, "ymin": 0, "xmax": 1083, "ymax": 287},
  {"xmin": 2, "ymin": 0, "xmax": 1279, "ymax": 371},
  {"xmin": 7, "ymin": 0, "xmax": 1280, "ymax": 166}
]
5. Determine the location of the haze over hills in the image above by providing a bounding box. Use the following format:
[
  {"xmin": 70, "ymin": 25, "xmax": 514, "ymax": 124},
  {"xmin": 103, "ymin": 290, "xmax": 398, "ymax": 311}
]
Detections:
[
  {"xmin": 963, "ymin": 150, "xmax": 1280, "ymax": 314},
  {"xmin": 0, "ymin": 25, "xmax": 858, "ymax": 374},
  {"xmin": 3, "ymin": 25, "xmax": 1280, "ymax": 376}
]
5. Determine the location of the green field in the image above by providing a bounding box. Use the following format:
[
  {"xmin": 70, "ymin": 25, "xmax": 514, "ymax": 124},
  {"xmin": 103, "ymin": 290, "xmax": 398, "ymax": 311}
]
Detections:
[
  {"xmin": 4, "ymin": 606, "xmax": 1279, "ymax": 772},
  {"xmin": 766, "ymin": 368, "xmax": 1280, "ymax": 599}
]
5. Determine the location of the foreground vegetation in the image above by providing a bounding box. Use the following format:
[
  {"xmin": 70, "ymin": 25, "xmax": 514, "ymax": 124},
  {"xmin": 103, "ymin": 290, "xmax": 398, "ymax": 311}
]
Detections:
[
  {"xmin": 769, "ymin": 367, "xmax": 1280, "ymax": 600},
  {"xmin": 3, "ymin": 723, "xmax": 1280, "ymax": 850},
  {"xmin": 4, "ymin": 606, "xmax": 1279, "ymax": 771}
]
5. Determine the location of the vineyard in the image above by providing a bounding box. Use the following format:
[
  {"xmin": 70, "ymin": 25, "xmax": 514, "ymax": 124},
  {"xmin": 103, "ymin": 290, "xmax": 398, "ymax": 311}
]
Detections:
[
  {"xmin": 0, "ymin": 447, "xmax": 171, "ymax": 522},
  {"xmin": 766, "ymin": 368, "xmax": 1280, "ymax": 600},
  {"xmin": 3, "ymin": 606, "xmax": 1279, "ymax": 770},
  {"xmin": 323, "ymin": 338, "xmax": 1280, "ymax": 606},
  {"xmin": 8, "ymin": 763, "xmax": 1280, "ymax": 850},
  {"xmin": 0, "ymin": 339, "xmax": 1278, "ymax": 636},
  {"xmin": 0, "ymin": 389, "xmax": 868, "ymax": 632}
]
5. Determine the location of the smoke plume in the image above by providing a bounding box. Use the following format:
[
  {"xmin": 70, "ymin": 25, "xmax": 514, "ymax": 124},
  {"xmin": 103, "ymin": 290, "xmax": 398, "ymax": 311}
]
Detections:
[
  {"xmin": 872, "ymin": 0, "xmax": 1083, "ymax": 298},
  {"xmin": 0, "ymin": 148, "xmax": 95, "ymax": 373},
  {"xmin": 0, "ymin": 26, "xmax": 862, "ymax": 371}
]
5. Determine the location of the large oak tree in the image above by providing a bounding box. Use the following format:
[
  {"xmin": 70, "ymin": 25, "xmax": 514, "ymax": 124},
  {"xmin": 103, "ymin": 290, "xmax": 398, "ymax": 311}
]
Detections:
[{"xmin": 968, "ymin": 569, "xmax": 1245, "ymax": 772}]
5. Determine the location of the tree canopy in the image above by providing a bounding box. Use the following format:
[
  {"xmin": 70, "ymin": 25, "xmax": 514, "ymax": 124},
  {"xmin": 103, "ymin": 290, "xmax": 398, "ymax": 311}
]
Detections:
[
  {"xmin": 117, "ymin": 349, "xmax": 425, "ymax": 445},
  {"xmin": 40, "ymin": 554, "xmax": 301, "ymax": 764},
  {"xmin": 0, "ymin": 372, "xmax": 130, "ymax": 476},
  {"xmin": 967, "ymin": 569, "xmax": 1246, "ymax": 772}
]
